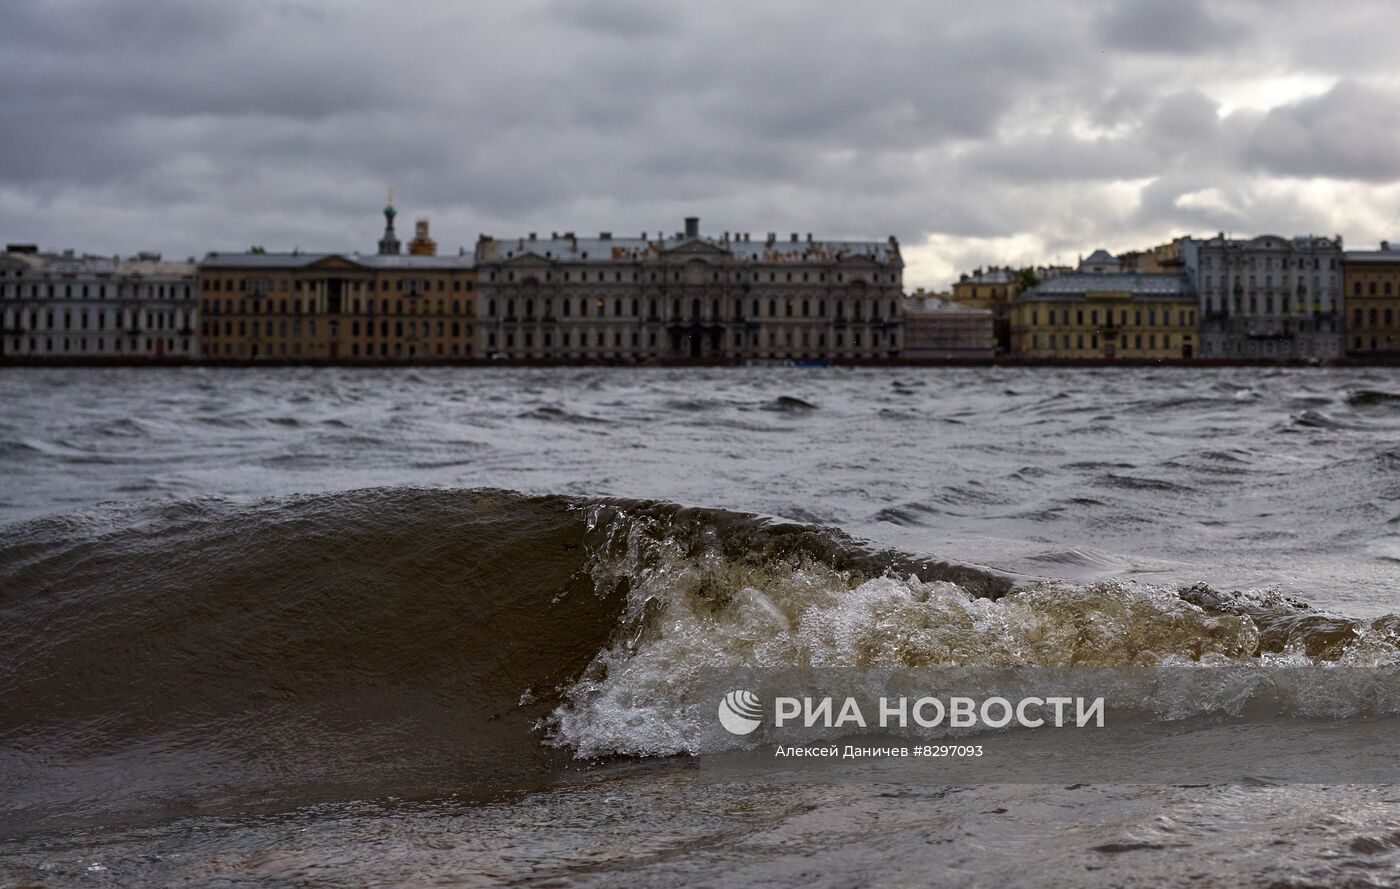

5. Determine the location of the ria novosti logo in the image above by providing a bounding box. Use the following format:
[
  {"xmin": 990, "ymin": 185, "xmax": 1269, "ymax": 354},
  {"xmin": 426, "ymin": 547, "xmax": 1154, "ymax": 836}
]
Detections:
[
  {"xmin": 718, "ymin": 690, "xmax": 1106, "ymax": 735},
  {"xmin": 718, "ymin": 689, "xmax": 764, "ymax": 735}
]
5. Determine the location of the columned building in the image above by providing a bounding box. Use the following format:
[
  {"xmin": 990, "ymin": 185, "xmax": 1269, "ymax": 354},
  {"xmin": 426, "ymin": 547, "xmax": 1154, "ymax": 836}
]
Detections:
[
  {"xmin": 1343, "ymin": 241, "xmax": 1400, "ymax": 357},
  {"xmin": 474, "ymin": 218, "xmax": 903, "ymax": 362},
  {"xmin": 1187, "ymin": 234, "xmax": 1343, "ymax": 360},
  {"xmin": 1, "ymin": 245, "xmax": 197, "ymax": 359},
  {"xmin": 198, "ymin": 204, "xmax": 477, "ymax": 361}
]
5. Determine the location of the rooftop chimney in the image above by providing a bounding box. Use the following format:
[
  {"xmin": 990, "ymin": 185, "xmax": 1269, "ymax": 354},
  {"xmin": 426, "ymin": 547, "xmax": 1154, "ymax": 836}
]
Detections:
[
  {"xmin": 685, "ymin": 216, "xmax": 699, "ymax": 238},
  {"xmin": 791, "ymin": 233, "xmax": 799, "ymax": 243}
]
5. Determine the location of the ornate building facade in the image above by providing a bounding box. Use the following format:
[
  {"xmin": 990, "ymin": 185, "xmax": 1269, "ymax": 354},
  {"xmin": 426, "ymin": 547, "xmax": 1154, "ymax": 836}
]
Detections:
[
  {"xmin": 198, "ymin": 205, "xmax": 477, "ymax": 361},
  {"xmin": 1, "ymin": 246, "xmax": 197, "ymax": 359},
  {"xmin": 1009, "ymin": 250, "xmax": 1198, "ymax": 359},
  {"xmin": 1187, "ymin": 234, "xmax": 1343, "ymax": 360},
  {"xmin": 474, "ymin": 218, "xmax": 903, "ymax": 362}
]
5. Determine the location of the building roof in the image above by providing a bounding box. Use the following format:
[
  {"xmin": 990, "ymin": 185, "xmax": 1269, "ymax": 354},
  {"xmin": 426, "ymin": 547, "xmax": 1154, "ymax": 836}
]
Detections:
[
  {"xmin": 199, "ymin": 251, "xmax": 475, "ymax": 270},
  {"xmin": 118, "ymin": 259, "xmax": 195, "ymax": 277},
  {"xmin": 957, "ymin": 267, "xmax": 1018, "ymax": 285},
  {"xmin": 1082, "ymin": 249, "xmax": 1117, "ymax": 265},
  {"xmin": 1016, "ymin": 272, "xmax": 1196, "ymax": 302},
  {"xmin": 1344, "ymin": 242, "xmax": 1400, "ymax": 262},
  {"xmin": 901, "ymin": 296, "xmax": 993, "ymax": 316},
  {"xmin": 482, "ymin": 233, "xmax": 900, "ymax": 265},
  {"xmin": 1192, "ymin": 234, "xmax": 1342, "ymax": 250}
]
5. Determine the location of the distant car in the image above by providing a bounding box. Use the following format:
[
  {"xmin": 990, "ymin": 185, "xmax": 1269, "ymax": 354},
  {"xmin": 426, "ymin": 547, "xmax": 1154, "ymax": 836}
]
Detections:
[{"xmin": 489, "ymin": 352, "xmax": 511, "ymax": 361}]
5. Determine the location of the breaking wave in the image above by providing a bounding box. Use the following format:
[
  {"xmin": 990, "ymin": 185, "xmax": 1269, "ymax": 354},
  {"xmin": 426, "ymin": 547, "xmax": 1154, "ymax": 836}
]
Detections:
[{"xmin": 3, "ymin": 487, "xmax": 1399, "ymax": 830}]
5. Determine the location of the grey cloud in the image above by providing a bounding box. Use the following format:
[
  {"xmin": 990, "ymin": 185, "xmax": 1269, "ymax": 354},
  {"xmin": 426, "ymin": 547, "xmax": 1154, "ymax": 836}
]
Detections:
[
  {"xmin": 548, "ymin": 0, "xmax": 678, "ymax": 38},
  {"xmin": 1097, "ymin": 0, "xmax": 1248, "ymax": 54},
  {"xmin": 0, "ymin": 0, "xmax": 1399, "ymax": 284},
  {"xmin": 1240, "ymin": 81, "xmax": 1400, "ymax": 182},
  {"xmin": 965, "ymin": 132, "xmax": 1160, "ymax": 184}
]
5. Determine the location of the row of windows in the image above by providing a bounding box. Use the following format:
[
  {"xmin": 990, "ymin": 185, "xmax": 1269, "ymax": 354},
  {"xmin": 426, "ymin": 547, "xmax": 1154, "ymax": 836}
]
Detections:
[
  {"xmin": 8, "ymin": 336, "xmax": 187, "ymax": 354},
  {"xmin": 202, "ymin": 342, "xmax": 472, "ymax": 358},
  {"xmin": 6, "ymin": 310, "xmax": 185, "ymax": 331},
  {"xmin": 1352, "ymin": 280, "xmax": 1398, "ymax": 296},
  {"xmin": 489, "ymin": 268, "xmax": 898, "ymax": 285},
  {"xmin": 1352, "ymin": 336, "xmax": 1397, "ymax": 352},
  {"xmin": 1026, "ymin": 307, "xmax": 1194, "ymax": 327},
  {"xmin": 1035, "ymin": 332, "xmax": 1187, "ymax": 350},
  {"xmin": 1, "ymin": 283, "xmax": 192, "ymax": 299},
  {"xmin": 1203, "ymin": 295, "xmax": 1329, "ymax": 315},
  {"xmin": 1201, "ymin": 254, "xmax": 1337, "ymax": 270},
  {"xmin": 1203, "ymin": 275, "xmax": 1327, "ymax": 291},
  {"xmin": 204, "ymin": 319, "xmax": 474, "ymax": 338},
  {"xmin": 485, "ymin": 329, "xmax": 898, "ymax": 351},
  {"xmin": 203, "ymin": 277, "xmax": 475, "ymax": 294},
  {"xmin": 487, "ymin": 297, "xmax": 901, "ymax": 321},
  {"xmin": 1352, "ymin": 308, "xmax": 1398, "ymax": 326},
  {"xmin": 1207, "ymin": 338, "xmax": 1328, "ymax": 358},
  {"xmin": 202, "ymin": 298, "xmax": 473, "ymax": 316}
]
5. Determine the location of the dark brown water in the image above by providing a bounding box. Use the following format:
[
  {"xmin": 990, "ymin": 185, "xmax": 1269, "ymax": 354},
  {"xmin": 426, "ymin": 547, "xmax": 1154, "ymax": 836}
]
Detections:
[{"xmin": 3, "ymin": 366, "xmax": 1400, "ymax": 887}]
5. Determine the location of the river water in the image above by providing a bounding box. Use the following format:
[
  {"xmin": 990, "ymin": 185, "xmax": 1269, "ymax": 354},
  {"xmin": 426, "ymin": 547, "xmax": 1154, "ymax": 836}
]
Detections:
[{"xmin": 2, "ymin": 366, "xmax": 1400, "ymax": 887}]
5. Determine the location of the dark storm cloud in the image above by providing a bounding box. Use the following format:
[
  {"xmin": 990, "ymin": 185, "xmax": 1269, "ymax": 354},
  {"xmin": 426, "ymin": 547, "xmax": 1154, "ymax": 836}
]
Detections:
[
  {"xmin": 1, "ymin": 0, "xmax": 1398, "ymax": 284},
  {"xmin": 1097, "ymin": 0, "xmax": 1248, "ymax": 54}
]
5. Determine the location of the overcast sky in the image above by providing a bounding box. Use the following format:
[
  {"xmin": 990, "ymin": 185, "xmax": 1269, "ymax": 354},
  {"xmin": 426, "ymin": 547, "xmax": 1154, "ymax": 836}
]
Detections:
[{"xmin": 3, "ymin": 0, "xmax": 1399, "ymax": 288}]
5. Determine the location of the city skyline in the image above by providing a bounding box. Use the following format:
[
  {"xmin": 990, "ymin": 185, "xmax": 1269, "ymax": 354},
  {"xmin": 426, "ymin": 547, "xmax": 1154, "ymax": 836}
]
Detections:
[{"xmin": 3, "ymin": 0, "xmax": 1400, "ymax": 290}]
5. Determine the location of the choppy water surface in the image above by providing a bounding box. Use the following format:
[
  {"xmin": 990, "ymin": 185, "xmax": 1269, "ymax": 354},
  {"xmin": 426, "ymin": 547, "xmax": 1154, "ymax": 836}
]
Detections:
[{"xmin": 2, "ymin": 366, "xmax": 1400, "ymax": 887}]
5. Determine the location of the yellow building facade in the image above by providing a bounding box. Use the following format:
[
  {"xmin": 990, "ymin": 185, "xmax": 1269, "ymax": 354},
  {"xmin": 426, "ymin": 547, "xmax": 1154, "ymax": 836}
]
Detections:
[
  {"xmin": 1344, "ymin": 242, "xmax": 1400, "ymax": 356},
  {"xmin": 1010, "ymin": 271, "xmax": 1198, "ymax": 359},
  {"xmin": 198, "ymin": 253, "xmax": 477, "ymax": 360},
  {"xmin": 950, "ymin": 266, "xmax": 1021, "ymax": 312}
]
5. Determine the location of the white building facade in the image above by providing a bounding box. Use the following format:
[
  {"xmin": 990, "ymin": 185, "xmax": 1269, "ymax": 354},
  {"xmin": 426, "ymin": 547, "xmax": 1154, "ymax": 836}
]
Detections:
[
  {"xmin": 0, "ymin": 247, "xmax": 197, "ymax": 360},
  {"xmin": 475, "ymin": 218, "xmax": 904, "ymax": 362},
  {"xmin": 1185, "ymin": 234, "xmax": 1344, "ymax": 360}
]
